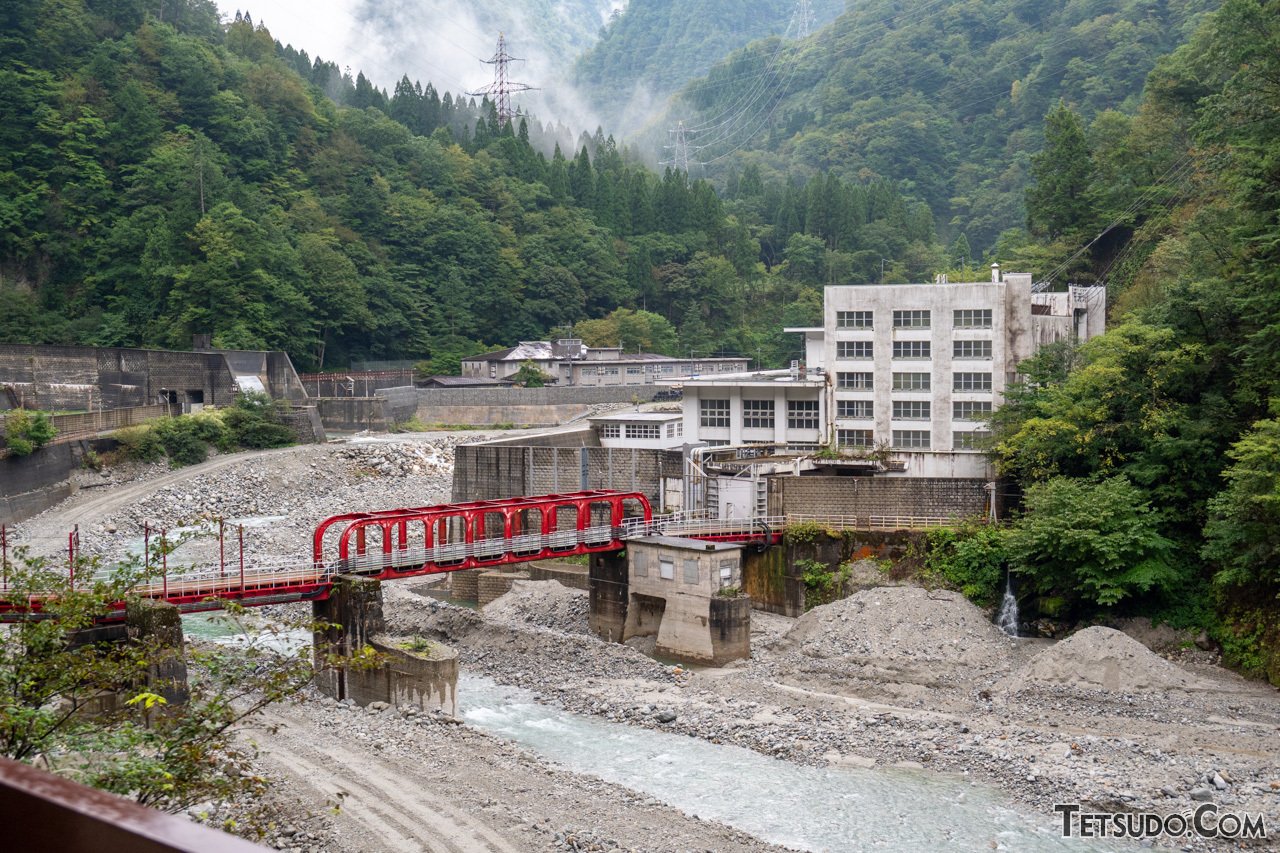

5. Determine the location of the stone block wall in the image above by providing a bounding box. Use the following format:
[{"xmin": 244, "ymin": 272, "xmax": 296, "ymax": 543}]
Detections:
[
  {"xmin": 768, "ymin": 476, "xmax": 989, "ymax": 521},
  {"xmin": 478, "ymin": 570, "xmax": 529, "ymax": 607},
  {"xmin": 528, "ymin": 562, "xmax": 589, "ymax": 590},
  {"xmin": 452, "ymin": 444, "xmax": 683, "ymax": 509},
  {"xmin": 450, "ymin": 569, "xmax": 480, "ymax": 602},
  {"xmin": 314, "ymin": 397, "xmax": 389, "ymax": 432},
  {"xmin": 0, "ymin": 442, "xmax": 78, "ymax": 525}
]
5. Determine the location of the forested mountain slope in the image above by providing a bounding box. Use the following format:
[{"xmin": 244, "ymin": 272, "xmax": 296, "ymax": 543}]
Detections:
[
  {"xmin": 572, "ymin": 0, "xmax": 844, "ymax": 134},
  {"xmin": 662, "ymin": 0, "xmax": 1217, "ymax": 251}
]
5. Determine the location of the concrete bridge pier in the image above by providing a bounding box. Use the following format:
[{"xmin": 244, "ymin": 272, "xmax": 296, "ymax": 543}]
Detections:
[{"xmin": 313, "ymin": 575, "xmax": 458, "ymax": 715}]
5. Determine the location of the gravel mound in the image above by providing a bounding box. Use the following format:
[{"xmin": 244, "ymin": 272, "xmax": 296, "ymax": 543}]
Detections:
[
  {"xmin": 482, "ymin": 580, "xmax": 590, "ymax": 634},
  {"xmin": 1006, "ymin": 626, "xmax": 1209, "ymax": 693},
  {"xmin": 782, "ymin": 586, "xmax": 1011, "ymax": 670}
]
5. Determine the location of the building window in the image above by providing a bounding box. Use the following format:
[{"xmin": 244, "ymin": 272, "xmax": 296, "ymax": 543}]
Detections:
[
  {"xmin": 837, "ymin": 341, "xmax": 874, "ymax": 359},
  {"xmin": 953, "ymin": 401, "xmax": 993, "ymax": 421},
  {"xmin": 742, "ymin": 399, "xmax": 774, "ymax": 429},
  {"xmin": 719, "ymin": 559, "xmax": 737, "ymax": 589},
  {"xmin": 954, "ymin": 340, "xmax": 993, "ymax": 359},
  {"xmin": 892, "ymin": 400, "xmax": 930, "ymax": 420},
  {"xmin": 892, "ymin": 372, "xmax": 931, "ymax": 391},
  {"xmin": 837, "ymin": 400, "xmax": 873, "ymax": 419},
  {"xmin": 837, "ymin": 372, "xmax": 874, "ymax": 390},
  {"xmin": 659, "ymin": 556, "xmax": 674, "ymax": 580},
  {"xmin": 836, "ymin": 310, "xmax": 873, "ymax": 329},
  {"xmin": 953, "ymin": 430, "xmax": 992, "ymax": 450},
  {"xmin": 893, "ymin": 310, "xmax": 931, "ymax": 329},
  {"xmin": 602, "ymin": 367, "xmax": 619, "ymax": 376},
  {"xmin": 704, "ymin": 439, "xmax": 730, "ymax": 446},
  {"xmin": 683, "ymin": 558, "xmax": 699, "ymax": 584},
  {"xmin": 836, "ymin": 429, "xmax": 873, "ymax": 448},
  {"xmin": 660, "ymin": 365, "xmax": 675, "ymax": 374},
  {"xmin": 625, "ymin": 423, "xmax": 662, "ymax": 439},
  {"xmin": 581, "ymin": 366, "xmax": 597, "ymax": 376},
  {"xmin": 953, "ymin": 372, "xmax": 993, "ymax": 391},
  {"xmin": 700, "ymin": 399, "xmax": 729, "ymax": 428},
  {"xmin": 626, "ymin": 366, "xmax": 644, "ymax": 375},
  {"xmin": 600, "ymin": 423, "xmax": 621, "ymax": 438},
  {"xmin": 892, "ymin": 430, "xmax": 931, "ymax": 449},
  {"xmin": 633, "ymin": 551, "xmax": 648, "ymax": 577},
  {"xmin": 787, "ymin": 400, "xmax": 819, "ymax": 430},
  {"xmin": 666, "ymin": 421, "xmax": 682, "ymax": 438},
  {"xmin": 892, "ymin": 341, "xmax": 931, "ymax": 360},
  {"xmin": 954, "ymin": 308, "xmax": 993, "ymax": 329}
]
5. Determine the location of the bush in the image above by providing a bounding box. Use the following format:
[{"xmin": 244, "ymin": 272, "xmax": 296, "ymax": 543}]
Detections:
[
  {"xmin": 114, "ymin": 424, "xmax": 165, "ymax": 462},
  {"xmin": 2, "ymin": 409, "xmax": 58, "ymax": 457},
  {"xmin": 222, "ymin": 392, "xmax": 294, "ymax": 449},
  {"xmin": 152, "ymin": 418, "xmax": 211, "ymax": 467},
  {"xmin": 910, "ymin": 522, "xmax": 1008, "ymax": 606}
]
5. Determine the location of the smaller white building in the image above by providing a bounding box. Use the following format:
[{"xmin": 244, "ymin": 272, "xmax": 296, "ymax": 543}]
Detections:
[{"xmin": 588, "ymin": 411, "xmax": 685, "ymax": 450}]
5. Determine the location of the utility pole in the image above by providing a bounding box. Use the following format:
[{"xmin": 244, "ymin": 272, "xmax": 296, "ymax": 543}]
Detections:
[{"xmin": 471, "ymin": 32, "xmax": 537, "ymax": 129}]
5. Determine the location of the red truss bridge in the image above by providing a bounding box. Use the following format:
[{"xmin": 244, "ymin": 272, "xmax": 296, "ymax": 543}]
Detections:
[{"xmin": 0, "ymin": 491, "xmax": 784, "ymax": 623}]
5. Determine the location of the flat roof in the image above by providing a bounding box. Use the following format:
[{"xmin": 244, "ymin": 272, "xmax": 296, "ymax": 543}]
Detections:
[
  {"xmin": 588, "ymin": 412, "xmax": 682, "ymax": 422},
  {"xmin": 630, "ymin": 536, "xmax": 744, "ymax": 552}
]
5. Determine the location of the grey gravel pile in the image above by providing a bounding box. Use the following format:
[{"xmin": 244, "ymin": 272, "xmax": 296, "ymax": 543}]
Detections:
[{"xmin": 482, "ymin": 579, "xmax": 590, "ymax": 634}]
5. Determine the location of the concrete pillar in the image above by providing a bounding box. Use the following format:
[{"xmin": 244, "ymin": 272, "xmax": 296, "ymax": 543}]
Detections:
[
  {"xmin": 312, "ymin": 575, "xmax": 383, "ymax": 701},
  {"xmin": 125, "ymin": 599, "xmax": 189, "ymax": 706},
  {"xmin": 774, "ymin": 387, "xmax": 787, "ymax": 444},
  {"xmin": 709, "ymin": 594, "xmax": 753, "ymax": 664},
  {"xmin": 588, "ymin": 550, "xmax": 628, "ymax": 643}
]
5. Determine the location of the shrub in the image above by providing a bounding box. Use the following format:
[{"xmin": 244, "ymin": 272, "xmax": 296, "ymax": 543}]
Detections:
[
  {"xmin": 114, "ymin": 424, "xmax": 165, "ymax": 462},
  {"xmin": 222, "ymin": 392, "xmax": 294, "ymax": 449},
  {"xmin": 152, "ymin": 418, "xmax": 211, "ymax": 467},
  {"xmin": 915, "ymin": 522, "xmax": 1008, "ymax": 606},
  {"xmin": 2, "ymin": 409, "xmax": 58, "ymax": 457}
]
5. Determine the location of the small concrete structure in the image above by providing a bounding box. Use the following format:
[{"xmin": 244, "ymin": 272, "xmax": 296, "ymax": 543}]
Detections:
[
  {"xmin": 125, "ymin": 599, "xmax": 190, "ymax": 707},
  {"xmin": 313, "ymin": 575, "xmax": 458, "ymax": 714},
  {"xmin": 622, "ymin": 537, "xmax": 751, "ymax": 666},
  {"xmin": 588, "ymin": 411, "xmax": 685, "ymax": 449}
]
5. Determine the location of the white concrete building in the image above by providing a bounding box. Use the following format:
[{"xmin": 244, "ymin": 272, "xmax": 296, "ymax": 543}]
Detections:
[
  {"xmin": 461, "ymin": 339, "xmax": 748, "ymax": 386},
  {"xmin": 588, "ymin": 411, "xmax": 685, "ymax": 450},
  {"xmin": 673, "ymin": 268, "xmax": 1106, "ymax": 478}
]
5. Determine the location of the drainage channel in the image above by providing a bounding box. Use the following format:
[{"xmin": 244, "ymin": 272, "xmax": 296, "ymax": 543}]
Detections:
[{"xmin": 459, "ymin": 675, "xmax": 1114, "ymax": 853}]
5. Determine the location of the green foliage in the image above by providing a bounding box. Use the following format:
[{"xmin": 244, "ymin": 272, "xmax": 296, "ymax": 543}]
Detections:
[
  {"xmin": 1202, "ymin": 410, "xmax": 1280, "ymax": 589},
  {"xmin": 798, "ymin": 558, "xmax": 850, "ymax": 611},
  {"xmin": 1, "ymin": 409, "xmax": 58, "ymax": 457},
  {"xmin": 1026, "ymin": 102, "xmax": 1096, "ymax": 240},
  {"xmin": 511, "ymin": 360, "xmax": 554, "ymax": 388},
  {"xmin": 114, "ymin": 423, "xmax": 166, "ymax": 463},
  {"xmin": 221, "ymin": 392, "xmax": 294, "ymax": 450},
  {"xmin": 1007, "ymin": 476, "xmax": 1177, "ymax": 608},
  {"xmin": 912, "ymin": 523, "xmax": 1009, "ymax": 606},
  {"xmin": 784, "ymin": 520, "xmax": 824, "ymax": 547}
]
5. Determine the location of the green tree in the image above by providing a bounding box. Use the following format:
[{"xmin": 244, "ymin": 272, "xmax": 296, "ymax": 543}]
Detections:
[
  {"xmin": 1, "ymin": 410, "xmax": 58, "ymax": 457},
  {"xmin": 1007, "ymin": 476, "xmax": 1177, "ymax": 607},
  {"xmin": 1202, "ymin": 411, "xmax": 1280, "ymax": 589},
  {"xmin": 511, "ymin": 360, "xmax": 553, "ymax": 388},
  {"xmin": 1026, "ymin": 101, "xmax": 1095, "ymax": 239}
]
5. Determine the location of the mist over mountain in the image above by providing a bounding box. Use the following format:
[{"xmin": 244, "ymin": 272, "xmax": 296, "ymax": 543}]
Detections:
[{"xmin": 573, "ymin": 0, "xmax": 844, "ymax": 135}]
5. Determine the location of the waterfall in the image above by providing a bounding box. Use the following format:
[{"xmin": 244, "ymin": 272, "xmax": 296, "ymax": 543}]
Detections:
[{"xmin": 995, "ymin": 571, "xmax": 1019, "ymax": 637}]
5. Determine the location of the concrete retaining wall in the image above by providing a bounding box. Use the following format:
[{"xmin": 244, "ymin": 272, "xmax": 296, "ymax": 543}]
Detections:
[
  {"xmin": 452, "ymin": 444, "xmax": 683, "ymax": 509},
  {"xmin": 0, "ymin": 441, "xmax": 79, "ymax": 525},
  {"xmin": 450, "ymin": 569, "xmax": 480, "ymax": 602},
  {"xmin": 528, "ymin": 562, "xmax": 589, "ymax": 590},
  {"xmin": 478, "ymin": 570, "xmax": 529, "ymax": 607},
  {"xmin": 414, "ymin": 385, "xmax": 664, "ymax": 427},
  {"xmin": 315, "ymin": 397, "xmax": 389, "ymax": 432},
  {"xmin": 768, "ymin": 476, "xmax": 989, "ymax": 520}
]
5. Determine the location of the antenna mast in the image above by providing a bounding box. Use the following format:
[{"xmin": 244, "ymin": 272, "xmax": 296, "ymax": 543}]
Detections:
[{"xmin": 471, "ymin": 32, "xmax": 538, "ymax": 129}]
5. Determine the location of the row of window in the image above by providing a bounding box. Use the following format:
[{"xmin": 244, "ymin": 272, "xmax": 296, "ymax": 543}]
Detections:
[
  {"xmin": 701, "ymin": 399, "xmax": 818, "ymax": 430},
  {"xmin": 634, "ymin": 552, "xmax": 739, "ymax": 587},
  {"xmin": 836, "ymin": 401, "xmax": 992, "ymax": 421},
  {"xmin": 838, "ymin": 371, "xmax": 993, "ymax": 391},
  {"xmin": 580, "ymin": 363, "xmax": 743, "ymax": 376},
  {"xmin": 835, "ymin": 430, "xmax": 992, "ymax": 450},
  {"xmin": 600, "ymin": 422, "xmax": 684, "ymax": 439},
  {"xmin": 836, "ymin": 340, "xmax": 994, "ymax": 360},
  {"xmin": 835, "ymin": 309, "xmax": 993, "ymax": 330}
]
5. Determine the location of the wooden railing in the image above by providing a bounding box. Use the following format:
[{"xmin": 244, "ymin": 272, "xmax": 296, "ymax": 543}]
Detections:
[{"xmin": 0, "ymin": 403, "xmax": 176, "ymax": 449}]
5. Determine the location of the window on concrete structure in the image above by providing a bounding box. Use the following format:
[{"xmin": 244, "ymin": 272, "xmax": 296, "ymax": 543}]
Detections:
[
  {"xmin": 742, "ymin": 399, "xmax": 774, "ymax": 429},
  {"xmin": 633, "ymin": 551, "xmax": 648, "ymax": 577},
  {"xmin": 700, "ymin": 399, "xmax": 730, "ymax": 428},
  {"xmin": 683, "ymin": 558, "xmax": 699, "ymax": 584},
  {"xmin": 892, "ymin": 340, "xmax": 931, "ymax": 359},
  {"xmin": 719, "ymin": 559, "xmax": 737, "ymax": 588},
  {"xmin": 704, "ymin": 439, "xmax": 730, "ymax": 446},
  {"xmin": 666, "ymin": 422, "xmax": 677, "ymax": 438},
  {"xmin": 601, "ymin": 423, "xmax": 620, "ymax": 438},
  {"xmin": 953, "ymin": 430, "xmax": 992, "ymax": 450},
  {"xmin": 954, "ymin": 308, "xmax": 993, "ymax": 329},
  {"xmin": 837, "ymin": 372, "xmax": 874, "ymax": 390},
  {"xmin": 953, "ymin": 340, "xmax": 992, "ymax": 359},
  {"xmin": 953, "ymin": 401, "xmax": 993, "ymax": 421},
  {"xmin": 837, "ymin": 400, "xmax": 873, "ymax": 419},
  {"xmin": 837, "ymin": 429, "xmax": 873, "ymax": 448},
  {"xmin": 892, "ymin": 372, "xmax": 931, "ymax": 391},
  {"xmin": 892, "ymin": 430, "xmax": 931, "ymax": 449},
  {"xmin": 953, "ymin": 372, "xmax": 993, "ymax": 391},
  {"xmin": 789, "ymin": 442, "xmax": 820, "ymax": 452},
  {"xmin": 787, "ymin": 400, "xmax": 819, "ymax": 430},
  {"xmin": 603, "ymin": 367, "xmax": 619, "ymax": 376},
  {"xmin": 626, "ymin": 423, "xmax": 661, "ymax": 439},
  {"xmin": 659, "ymin": 556, "xmax": 674, "ymax": 580},
  {"xmin": 836, "ymin": 310, "xmax": 873, "ymax": 329},
  {"xmin": 837, "ymin": 341, "xmax": 873, "ymax": 359},
  {"xmin": 581, "ymin": 366, "xmax": 597, "ymax": 376},
  {"xmin": 626, "ymin": 366, "xmax": 644, "ymax": 375},
  {"xmin": 892, "ymin": 400, "xmax": 930, "ymax": 420},
  {"xmin": 893, "ymin": 310, "xmax": 930, "ymax": 328},
  {"xmin": 660, "ymin": 365, "xmax": 675, "ymax": 374}
]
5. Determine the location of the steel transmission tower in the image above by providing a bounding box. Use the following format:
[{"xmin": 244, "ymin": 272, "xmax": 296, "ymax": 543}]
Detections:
[
  {"xmin": 794, "ymin": 0, "xmax": 814, "ymax": 38},
  {"xmin": 471, "ymin": 32, "xmax": 537, "ymax": 128},
  {"xmin": 661, "ymin": 121, "xmax": 702, "ymax": 174}
]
